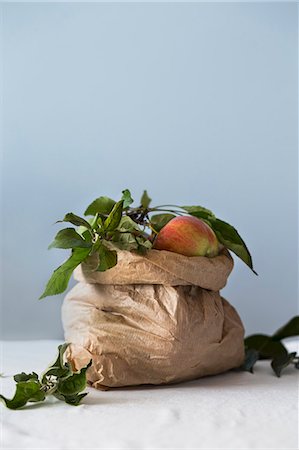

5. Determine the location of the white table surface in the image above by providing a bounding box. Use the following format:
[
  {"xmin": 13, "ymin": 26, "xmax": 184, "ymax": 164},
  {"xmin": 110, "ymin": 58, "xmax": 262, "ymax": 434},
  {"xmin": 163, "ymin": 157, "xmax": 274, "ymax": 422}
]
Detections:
[{"xmin": 0, "ymin": 339, "xmax": 298, "ymax": 450}]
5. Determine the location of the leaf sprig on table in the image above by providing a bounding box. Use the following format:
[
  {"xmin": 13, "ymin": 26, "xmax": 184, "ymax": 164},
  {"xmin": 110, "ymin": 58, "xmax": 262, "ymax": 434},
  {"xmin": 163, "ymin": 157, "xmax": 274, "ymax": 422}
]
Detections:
[
  {"xmin": 40, "ymin": 189, "xmax": 256, "ymax": 299},
  {"xmin": 241, "ymin": 316, "xmax": 299, "ymax": 376},
  {"xmin": 0, "ymin": 344, "xmax": 91, "ymax": 409},
  {"xmin": 1, "ymin": 317, "xmax": 298, "ymax": 410}
]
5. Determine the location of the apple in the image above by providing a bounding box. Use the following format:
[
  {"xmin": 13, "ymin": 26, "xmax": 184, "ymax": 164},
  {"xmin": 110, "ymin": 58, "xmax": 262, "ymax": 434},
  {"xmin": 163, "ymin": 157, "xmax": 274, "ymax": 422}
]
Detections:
[{"xmin": 153, "ymin": 215, "xmax": 219, "ymax": 257}]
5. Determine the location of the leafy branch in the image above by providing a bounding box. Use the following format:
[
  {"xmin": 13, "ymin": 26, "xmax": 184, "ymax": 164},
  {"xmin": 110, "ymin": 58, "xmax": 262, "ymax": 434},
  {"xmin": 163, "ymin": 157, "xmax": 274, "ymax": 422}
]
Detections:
[
  {"xmin": 0, "ymin": 344, "xmax": 91, "ymax": 409},
  {"xmin": 240, "ymin": 316, "xmax": 299, "ymax": 376},
  {"xmin": 40, "ymin": 189, "xmax": 256, "ymax": 299}
]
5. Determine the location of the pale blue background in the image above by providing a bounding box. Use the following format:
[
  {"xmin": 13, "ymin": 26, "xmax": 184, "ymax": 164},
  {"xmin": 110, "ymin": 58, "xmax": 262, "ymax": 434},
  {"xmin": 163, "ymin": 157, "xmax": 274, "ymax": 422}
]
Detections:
[{"xmin": 0, "ymin": 2, "xmax": 298, "ymax": 339}]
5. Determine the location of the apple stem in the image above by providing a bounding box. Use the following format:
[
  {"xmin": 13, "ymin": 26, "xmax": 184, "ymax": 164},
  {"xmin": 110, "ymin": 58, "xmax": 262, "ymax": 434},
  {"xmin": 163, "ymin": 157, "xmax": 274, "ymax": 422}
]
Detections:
[
  {"xmin": 149, "ymin": 208, "xmax": 184, "ymax": 215},
  {"xmin": 153, "ymin": 204, "xmax": 184, "ymax": 210}
]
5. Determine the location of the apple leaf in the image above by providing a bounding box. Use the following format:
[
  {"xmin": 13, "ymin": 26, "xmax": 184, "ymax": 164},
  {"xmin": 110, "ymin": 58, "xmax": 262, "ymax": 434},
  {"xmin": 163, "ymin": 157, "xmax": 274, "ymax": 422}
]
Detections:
[
  {"xmin": 244, "ymin": 334, "xmax": 288, "ymax": 360},
  {"xmin": 14, "ymin": 372, "xmax": 39, "ymax": 382},
  {"xmin": 209, "ymin": 218, "xmax": 257, "ymax": 275},
  {"xmin": 48, "ymin": 228, "xmax": 92, "ymax": 250},
  {"xmin": 141, "ymin": 190, "xmax": 152, "ymax": 209},
  {"xmin": 241, "ymin": 348, "xmax": 260, "ymax": 373},
  {"xmin": 57, "ymin": 213, "xmax": 92, "ymax": 229},
  {"xmin": 97, "ymin": 243, "xmax": 117, "ymax": 272},
  {"xmin": 272, "ymin": 316, "xmax": 299, "ymax": 341},
  {"xmin": 182, "ymin": 205, "xmax": 215, "ymax": 221},
  {"xmin": 89, "ymin": 213, "xmax": 100, "ymax": 230},
  {"xmin": 150, "ymin": 214, "xmax": 176, "ymax": 232},
  {"xmin": 0, "ymin": 381, "xmax": 46, "ymax": 409},
  {"xmin": 84, "ymin": 197, "xmax": 116, "ymax": 216},
  {"xmin": 57, "ymin": 361, "xmax": 92, "ymax": 396},
  {"xmin": 104, "ymin": 200, "xmax": 124, "ymax": 231},
  {"xmin": 121, "ymin": 189, "xmax": 134, "ymax": 209},
  {"xmin": 112, "ymin": 231, "xmax": 140, "ymax": 251},
  {"xmin": 39, "ymin": 247, "xmax": 91, "ymax": 299},
  {"xmin": 271, "ymin": 352, "xmax": 297, "ymax": 377},
  {"xmin": 54, "ymin": 392, "xmax": 88, "ymax": 405},
  {"xmin": 41, "ymin": 343, "xmax": 72, "ymax": 382},
  {"xmin": 134, "ymin": 235, "xmax": 152, "ymax": 254},
  {"xmin": 117, "ymin": 216, "xmax": 142, "ymax": 232}
]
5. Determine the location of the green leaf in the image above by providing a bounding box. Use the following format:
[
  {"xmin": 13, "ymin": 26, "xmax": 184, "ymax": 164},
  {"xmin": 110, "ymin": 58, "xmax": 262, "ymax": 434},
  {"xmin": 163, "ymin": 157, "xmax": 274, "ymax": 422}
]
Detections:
[
  {"xmin": 272, "ymin": 316, "xmax": 299, "ymax": 341},
  {"xmin": 104, "ymin": 200, "xmax": 124, "ymax": 231},
  {"xmin": 90, "ymin": 213, "xmax": 100, "ymax": 230},
  {"xmin": 244, "ymin": 334, "xmax": 288, "ymax": 360},
  {"xmin": 82, "ymin": 230, "xmax": 93, "ymax": 243},
  {"xmin": 41, "ymin": 343, "xmax": 72, "ymax": 382},
  {"xmin": 150, "ymin": 213, "xmax": 176, "ymax": 232},
  {"xmin": 0, "ymin": 343, "xmax": 91, "ymax": 409},
  {"xmin": 39, "ymin": 247, "xmax": 91, "ymax": 299},
  {"xmin": 271, "ymin": 352, "xmax": 297, "ymax": 377},
  {"xmin": 77, "ymin": 226, "xmax": 91, "ymax": 239},
  {"xmin": 135, "ymin": 236, "xmax": 152, "ymax": 254},
  {"xmin": 14, "ymin": 372, "xmax": 39, "ymax": 382},
  {"xmin": 52, "ymin": 343, "xmax": 69, "ymax": 369},
  {"xmin": 57, "ymin": 361, "xmax": 91, "ymax": 396},
  {"xmin": 182, "ymin": 205, "xmax": 215, "ymax": 220},
  {"xmin": 84, "ymin": 197, "xmax": 116, "ymax": 216},
  {"xmin": 182, "ymin": 207, "xmax": 256, "ymax": 274},
  {"xmin": 140, "ymin": 190, "xmax": 151, "ymax": 209},
  {"xmin": 54, "ymin": 392, "xmax": 88, "ymax": 406},
  {"xmin": 242, "ymin": 318, "xmax": 299, "ymax": 378},
  {"xmin": 209, "ymin": 218, "xmax": 257, "ymax": 275},
  {"xmin": 90, "ymin": 235, "xmax": 102, "ymax": 255},
  {"xmin": 117, "ymin": 216, "xmax": 142, "ymax": 232},
  {"xmin": 112, "ymin": 231, "xmax": 139, "ymax": 251},
  {"xmin": 48, "ymin": 228, "xmax": 92, "ymax": 250},
  {"xmin": 240, "ymin": 348, "xmax": 260, "ymax": 373},
  {"xmin": 97, "ymin": 244, "xmax": 117, "ymax": 272},
  {"xmin": 0, "ymin": 381, "xmax": 45, "ymax": 409},
  {"xmin": 97, "ymin": 216, "xmax": 103, "ymax": 229},
  {"xmin": 65, "ymin": 393, "xmax": 88, "ymax": 405},
  {"xmin": 121, "ymin": 189, "xmax": 134, "ymax": 208},
  {"xmin": 58, "ymin": 213, "xmax": 91, "ymax": 229}
]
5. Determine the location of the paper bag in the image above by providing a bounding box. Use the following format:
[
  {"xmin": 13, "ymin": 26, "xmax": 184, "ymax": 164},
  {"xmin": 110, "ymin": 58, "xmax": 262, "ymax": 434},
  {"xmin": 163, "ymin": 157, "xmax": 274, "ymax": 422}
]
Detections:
[{"xmin": 62, "ymin": 248, "xmax": 245, "ymax": 388}]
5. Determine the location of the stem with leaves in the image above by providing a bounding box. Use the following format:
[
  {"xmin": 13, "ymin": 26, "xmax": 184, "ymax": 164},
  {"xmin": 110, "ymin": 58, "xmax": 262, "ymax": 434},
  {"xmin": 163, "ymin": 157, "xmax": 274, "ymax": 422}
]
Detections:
[
  {"xmin": 240, "ymin": 316, "xmax": 299, "ymax": 377},
  {"xmin": 40, "ymin": 188, "xmax": 257, "ymax": 300},
  {"xmin": 0, "ymin": 344, "xmax": 91, "ymax": 409}
]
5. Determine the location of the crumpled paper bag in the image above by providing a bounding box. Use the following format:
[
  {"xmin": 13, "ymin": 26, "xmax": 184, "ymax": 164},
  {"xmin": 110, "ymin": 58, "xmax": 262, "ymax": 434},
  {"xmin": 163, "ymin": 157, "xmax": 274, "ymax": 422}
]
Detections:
[{"xmin": 62, "ymin": 248, "xmax": 245, "ymax": 388}]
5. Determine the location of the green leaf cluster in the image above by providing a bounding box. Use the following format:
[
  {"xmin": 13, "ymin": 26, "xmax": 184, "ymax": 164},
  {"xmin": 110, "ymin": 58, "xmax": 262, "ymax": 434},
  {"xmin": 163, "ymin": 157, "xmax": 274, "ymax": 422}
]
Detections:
[
  {"xmin": 41, "ymin": 189, "xmax": 257, "ymax": 299},
  {"xmin": 40, "ymin": 190, "xmax": 154, "ymax": 299},
  {"xmin": 146, "ymin": 203, "xmax": 256, "ymax": 273},
  {"xmin": 182, "ymin": 206, "xmax": 256, "ymax": 274},
  {"xmin": 241, "ymin": 316, "xmax": 299, "ymax": 376},
  {"xmin": 0, "ymin": 344, "xmax": 91, "ymax": 409}
]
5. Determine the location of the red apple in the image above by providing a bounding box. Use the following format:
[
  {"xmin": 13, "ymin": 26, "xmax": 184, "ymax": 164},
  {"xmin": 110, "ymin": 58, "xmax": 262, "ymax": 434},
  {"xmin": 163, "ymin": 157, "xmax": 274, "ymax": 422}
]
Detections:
[{"xmin": 153, "ymin": 215, "xmax": 219, "ymax": 257}]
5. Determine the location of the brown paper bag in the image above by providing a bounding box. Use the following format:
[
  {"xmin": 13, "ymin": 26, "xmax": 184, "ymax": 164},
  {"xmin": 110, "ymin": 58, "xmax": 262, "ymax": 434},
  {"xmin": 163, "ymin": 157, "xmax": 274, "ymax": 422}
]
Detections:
[{"xmin": 62, "ymin": 248, "xmax": 245, "ymax": 388}]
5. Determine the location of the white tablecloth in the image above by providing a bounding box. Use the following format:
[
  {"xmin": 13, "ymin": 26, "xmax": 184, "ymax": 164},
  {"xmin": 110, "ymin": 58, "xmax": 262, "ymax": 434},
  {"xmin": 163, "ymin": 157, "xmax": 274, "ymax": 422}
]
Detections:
[{"xmin": 1, "ymin": 339, "xmax": 298, "ymax": 449}]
